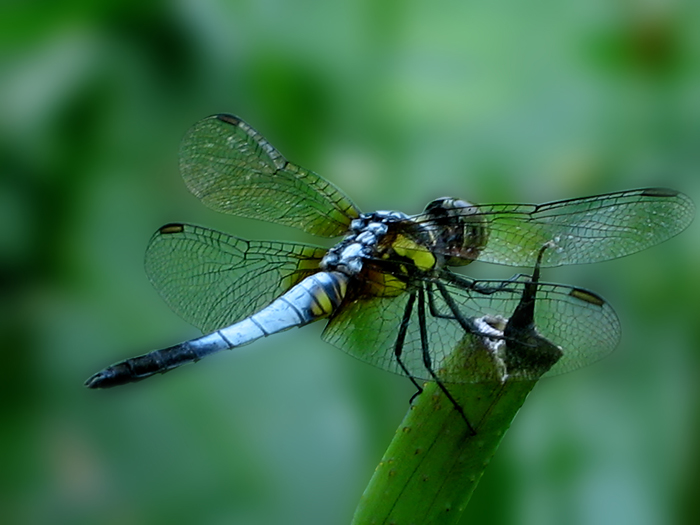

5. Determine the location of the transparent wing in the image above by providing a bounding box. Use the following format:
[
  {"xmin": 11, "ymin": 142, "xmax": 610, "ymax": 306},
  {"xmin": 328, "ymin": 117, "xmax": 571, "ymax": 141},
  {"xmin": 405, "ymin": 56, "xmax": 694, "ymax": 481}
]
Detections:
[
  {"xmin": 145, "ymin": 223, "xmax": 327, "ymax": 333},
  {"xmin": 179, "ymin": 114, "xmax": 360, "ymax": 237},
  {"xmin": 410, "ymin": 188, "xmax": 694, "ymax": 267},
  {"xmin": 322, "ymin": 275, "xmax": 620, "ymax": 383}
]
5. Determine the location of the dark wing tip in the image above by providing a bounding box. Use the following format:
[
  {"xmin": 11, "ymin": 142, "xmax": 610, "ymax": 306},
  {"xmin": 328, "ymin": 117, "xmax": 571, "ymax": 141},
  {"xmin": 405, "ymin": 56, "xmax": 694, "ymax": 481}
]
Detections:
[
  {"xmin": 158, "ymin": 223, "xmax": 186, "ymax": 235},
  {"xmin": 569, "ymin": 287, "xmax": 606, "ymax": 307},
  {"xmin": 642, "ymin": 187, "xmax": 696, "ymax": 230},
  {"xmin": 640, "ymin": 187, "xmax": 680, "ymax": 198},
  {"xmin": 214, "ymin": 114, "xmax": 243, "ymax": 126}
]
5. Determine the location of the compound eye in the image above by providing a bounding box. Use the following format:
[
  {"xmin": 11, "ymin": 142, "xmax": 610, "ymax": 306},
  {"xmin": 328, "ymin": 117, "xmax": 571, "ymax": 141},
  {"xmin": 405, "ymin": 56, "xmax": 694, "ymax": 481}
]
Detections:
[
  {"xmin": 424, "ymin": 197, "xmax": 453, "ymax": 214},
  {"xmin": 449, "ymin": 199, "xmax": 475, "ymax": 212}
]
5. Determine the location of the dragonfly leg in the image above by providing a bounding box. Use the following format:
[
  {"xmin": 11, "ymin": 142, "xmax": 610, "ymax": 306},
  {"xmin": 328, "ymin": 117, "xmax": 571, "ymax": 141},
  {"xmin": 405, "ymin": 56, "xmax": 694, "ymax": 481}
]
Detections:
[
  {"xmin": 425, "ymin": 281, "xmax": 456, "ymax": 319},
  {"xmin": 432, "ymin": 281, "xmax": 509, "ymax": 352},
  {"xmin": 434, "ymin": 281, "xmax": 482, "ymax": 335},
  {"xmin": 442, "ymin": 270, "xmax": 526, "ymax": 296},
  {"xmin": 393, "ymin": 292, "xmax": 425, "ymax": 401},
  {"xmin": 418, "ymin": 288, "xmax": 477, "ymax": 436}
]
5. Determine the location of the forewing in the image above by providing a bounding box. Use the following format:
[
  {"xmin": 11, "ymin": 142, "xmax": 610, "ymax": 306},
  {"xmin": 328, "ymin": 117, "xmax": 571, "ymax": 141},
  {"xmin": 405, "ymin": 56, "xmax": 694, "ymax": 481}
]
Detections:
[
  {"xmin": 179, "ymin": 114, "xmax": 360, "ymax": 237},
  {"xmin": 145, "ymin": 223, "xmax": 327, "ymax": 333},
  {"xmin": 322, "ymin": 276, "xmax": 620, "ymax": 383},
  {"xmin": 412, "ymin": 188, "xmax": 694, "ymax": 267}
]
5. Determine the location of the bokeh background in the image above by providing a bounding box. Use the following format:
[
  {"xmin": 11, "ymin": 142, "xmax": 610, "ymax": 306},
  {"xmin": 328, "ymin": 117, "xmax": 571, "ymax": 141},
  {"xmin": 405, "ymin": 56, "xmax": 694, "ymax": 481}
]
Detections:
[{"xmin": 1, "ymin": 1, "xmax": 698, "ymax": 524}]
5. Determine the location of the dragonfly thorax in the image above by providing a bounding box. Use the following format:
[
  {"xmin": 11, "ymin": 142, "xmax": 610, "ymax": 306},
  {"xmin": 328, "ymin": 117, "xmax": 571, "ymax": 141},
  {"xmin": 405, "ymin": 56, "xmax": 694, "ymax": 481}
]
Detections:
[
  {"xmin": 320, "ymin": 211, "xmax": 407, "ymax": 276},
  {"xmin": 319, "ymin": 209, "xmax": 442, "ymax": 301}
]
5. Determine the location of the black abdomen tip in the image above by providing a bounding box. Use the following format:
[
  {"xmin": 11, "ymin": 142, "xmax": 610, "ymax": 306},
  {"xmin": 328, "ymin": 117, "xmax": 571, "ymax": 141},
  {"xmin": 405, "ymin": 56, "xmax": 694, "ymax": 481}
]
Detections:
[{"xmin": 84, "ymin": 364, "xmax": 135, "ymax": 389}]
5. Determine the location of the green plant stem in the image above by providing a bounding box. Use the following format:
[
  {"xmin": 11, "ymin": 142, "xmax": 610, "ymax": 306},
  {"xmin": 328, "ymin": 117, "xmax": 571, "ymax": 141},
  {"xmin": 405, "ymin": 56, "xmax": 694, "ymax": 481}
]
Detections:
[{"xmin": 351, "ymin": 376, "xmax": 538, "ymax": 525}]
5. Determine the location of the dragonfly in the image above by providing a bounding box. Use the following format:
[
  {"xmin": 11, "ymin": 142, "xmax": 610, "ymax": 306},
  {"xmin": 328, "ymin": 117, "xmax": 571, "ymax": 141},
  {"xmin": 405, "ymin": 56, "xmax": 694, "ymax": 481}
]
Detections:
[{"xmin": 86, "ymin": 114, "xmax": 694, "ymax": 412}]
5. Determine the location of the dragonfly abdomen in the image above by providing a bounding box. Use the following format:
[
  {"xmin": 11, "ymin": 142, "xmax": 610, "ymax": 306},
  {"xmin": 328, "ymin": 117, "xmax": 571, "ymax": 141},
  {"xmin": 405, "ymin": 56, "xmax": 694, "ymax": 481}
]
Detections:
[
  {"xmin": 84, "ymin": 332, "xmax": 232, "ymax": 388},
  {"xmin": 86, "ymin": 271, "xmax": 348, "ymax": 388},
  {"xmin": 231, "ymin": 270, "xmax": 348, "ymax": 338}
]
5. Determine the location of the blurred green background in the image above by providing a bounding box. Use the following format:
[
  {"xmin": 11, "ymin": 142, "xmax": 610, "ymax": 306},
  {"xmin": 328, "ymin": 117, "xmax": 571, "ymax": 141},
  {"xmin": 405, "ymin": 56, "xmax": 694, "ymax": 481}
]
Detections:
[{"xmin": 1, "ymin": 1, "xmax": 698, "ymax": 524}]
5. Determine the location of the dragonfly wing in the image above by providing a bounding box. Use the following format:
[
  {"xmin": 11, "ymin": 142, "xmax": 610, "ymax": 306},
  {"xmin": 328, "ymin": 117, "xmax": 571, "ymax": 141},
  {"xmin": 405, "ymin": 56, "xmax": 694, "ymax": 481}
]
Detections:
[
  {"xmin": 145, "ymin": 223, "xmax": 327, "ymax": 333},
  {"xmin": 323, "ymin": 288, "xmax": 437, "ymax": 380},
  {"xmin": 322, "ymin": 274, "xmax": 620, "ymax": 383},
  {"xmin": 179, "ymin": 114, "xmax": 360, "ymax": 237},
  {"xmin": 411, "ymin": 188, "xmax": 694, "ymax": 267},
  {"xmin": 434, "ymin": 276, "xmax": 620, "ymax": 381}
]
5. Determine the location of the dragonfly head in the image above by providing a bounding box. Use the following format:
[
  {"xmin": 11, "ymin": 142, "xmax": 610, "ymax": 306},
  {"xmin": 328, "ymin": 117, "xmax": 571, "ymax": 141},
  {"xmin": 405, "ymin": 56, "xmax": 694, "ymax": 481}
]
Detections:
[{"xmin": 422, "ymin": 197, "xmax": 489, "ymax": 267}]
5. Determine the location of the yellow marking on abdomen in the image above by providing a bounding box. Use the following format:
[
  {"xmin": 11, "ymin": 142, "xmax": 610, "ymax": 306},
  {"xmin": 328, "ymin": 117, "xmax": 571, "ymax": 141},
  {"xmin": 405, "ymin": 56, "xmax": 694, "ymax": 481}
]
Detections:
[
  {"xmin": 309, "ymin": 288, "xmax": 335, "ymax": 316},
  {"xmin": 306, "ymin": 271, "xmax": 348, "ymax": 316}
]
